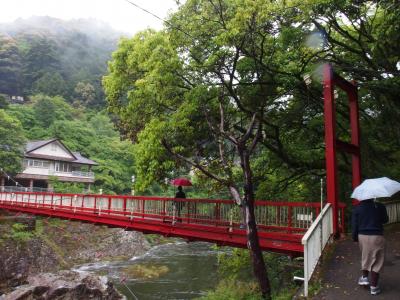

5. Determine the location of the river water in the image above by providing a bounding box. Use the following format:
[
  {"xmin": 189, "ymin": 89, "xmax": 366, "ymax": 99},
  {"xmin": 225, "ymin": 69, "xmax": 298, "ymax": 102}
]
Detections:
[{"xmin": 75, "ymin": 241, "xmax": 223, "ymax": 300}]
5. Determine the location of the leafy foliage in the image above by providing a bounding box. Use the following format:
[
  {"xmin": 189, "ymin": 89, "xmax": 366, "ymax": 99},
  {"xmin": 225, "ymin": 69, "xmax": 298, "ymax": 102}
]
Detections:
[
  {"xmin": 200, "ymin": 279, "xmax": 261, "ymax": 300},
  {"xmin": 0, "ymin": 109, "xmax": 25, "ymax": 174},
  {"xmin": 0, "ymin": 16, "xmax": 121, "ymax": 108},
  {"xmin": 5, "ymin": 223, "xmax": 34, "ymax": 242},
  {"xmin": 104, "ymin": 1, "xmax": 400, "ymax": 297},
  {"xmin": 5, "ymin": 96, "xmax": 134, "ymax": 194},
  {"xmin": 216, "ymin": 248, "xmax": 299, "ymax": 299}
]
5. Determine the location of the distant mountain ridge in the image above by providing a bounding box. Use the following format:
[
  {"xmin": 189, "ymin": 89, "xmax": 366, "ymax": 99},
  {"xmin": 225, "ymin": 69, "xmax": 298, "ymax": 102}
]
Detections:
[
  {"xmin": 0, "ymin": 16, "xmax": 124, "ymax": 46},
  {"xmin": 0, "ymin": 16, "xmax": 126, "ymax": 108}
]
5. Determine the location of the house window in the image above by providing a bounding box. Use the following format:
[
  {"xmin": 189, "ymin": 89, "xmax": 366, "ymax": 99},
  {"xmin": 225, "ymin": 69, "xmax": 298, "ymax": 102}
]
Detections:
[
  {"xmin": 56, "ymin": 162, "xmax": 71, "ymax": 172},
  {"xmin": 26, "ymin": 159, "xmax": 50, "ymax": 168}
]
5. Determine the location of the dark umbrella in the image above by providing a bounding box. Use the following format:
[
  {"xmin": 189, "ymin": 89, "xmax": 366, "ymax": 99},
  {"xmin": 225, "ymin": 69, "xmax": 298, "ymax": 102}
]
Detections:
[{"xmin": 171, "ymin": 178, "xmax": 192, "ymax": 186}]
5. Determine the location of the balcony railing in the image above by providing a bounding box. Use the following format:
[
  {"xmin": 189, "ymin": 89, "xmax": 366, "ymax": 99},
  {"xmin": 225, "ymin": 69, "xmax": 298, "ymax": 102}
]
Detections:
[
  {"xmin": 48, "ymin": 170, "xmax": 94, "ymax": 178},
  {"xmin": 71, "ymin": 171, "xmax": 94, "ymax": 178},
  {"xmin": 22, "ymin": 167, "xmax": 94, "ymax": 179}
]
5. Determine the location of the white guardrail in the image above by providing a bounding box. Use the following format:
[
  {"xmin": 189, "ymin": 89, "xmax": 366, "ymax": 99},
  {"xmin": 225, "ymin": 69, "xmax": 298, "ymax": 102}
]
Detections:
[
  {"xmin": 300, "ymin": 200, "xmax": 400, "ymax": 297},
  {"xmin": 385, "ymin": 200, "xmax": 400, "ymax": 224},
  {"xmin": 301, "ymin": 203, "xmax": 333, "ymax": 297}
]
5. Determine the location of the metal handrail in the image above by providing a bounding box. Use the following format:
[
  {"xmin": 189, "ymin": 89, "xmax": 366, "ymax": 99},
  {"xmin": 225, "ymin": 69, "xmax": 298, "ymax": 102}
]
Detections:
[
  {"xmin": 301, "ymin": 203, "xmax": 333, "ymax": 297},
  {"xmin": 0, "ymin": 191, "xmax": 330, "ymax": 233}
]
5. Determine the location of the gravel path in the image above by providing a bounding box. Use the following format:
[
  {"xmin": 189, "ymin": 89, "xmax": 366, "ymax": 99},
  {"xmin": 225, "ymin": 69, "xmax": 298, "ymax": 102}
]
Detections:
[{"xmin": 313, "ymin": 223, "xmax": 400, "ymax": 300}]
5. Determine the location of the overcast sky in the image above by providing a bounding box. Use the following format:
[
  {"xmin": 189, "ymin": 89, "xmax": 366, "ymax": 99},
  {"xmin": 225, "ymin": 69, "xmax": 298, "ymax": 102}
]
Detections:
[{"xmin": 0, "ymin": 0, "xmax": 180, "ymax": 34}]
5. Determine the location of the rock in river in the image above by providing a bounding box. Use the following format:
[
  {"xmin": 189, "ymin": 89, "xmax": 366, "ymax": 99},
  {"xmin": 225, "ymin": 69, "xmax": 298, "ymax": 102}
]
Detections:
[{"xmin": 0, "ymin": 270, "xmax": 125, "ymax": 300}]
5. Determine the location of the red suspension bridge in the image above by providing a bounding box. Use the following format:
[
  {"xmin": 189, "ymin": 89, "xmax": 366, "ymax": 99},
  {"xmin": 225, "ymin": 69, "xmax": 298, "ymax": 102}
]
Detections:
[
  {"xmin": 0, "ymin": 191, "xmax": 345, "ymax": 256},
  {"xmin": 0, "ymin": 65, "xmax": 360, "ymax": 258}
]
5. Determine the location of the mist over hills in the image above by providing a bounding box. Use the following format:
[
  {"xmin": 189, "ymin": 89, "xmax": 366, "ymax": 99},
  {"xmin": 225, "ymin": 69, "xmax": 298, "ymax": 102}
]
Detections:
[
  {"xmin": 0, "ymin": 16, "xmax": 125, "ymax": 45},
  {"xmin": 0, "ymin": 16, "xmax": 127, "ymax": 107}
]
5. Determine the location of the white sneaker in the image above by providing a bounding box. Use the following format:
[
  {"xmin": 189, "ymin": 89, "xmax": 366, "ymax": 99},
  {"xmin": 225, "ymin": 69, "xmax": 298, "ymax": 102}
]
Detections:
[
  {"xmin": 358, "ymin": 276, "xmax": 370, "ymax": 286},
  {"xmin": 370, "ymin": 286, "xmax": 381, "ymax": 295}
]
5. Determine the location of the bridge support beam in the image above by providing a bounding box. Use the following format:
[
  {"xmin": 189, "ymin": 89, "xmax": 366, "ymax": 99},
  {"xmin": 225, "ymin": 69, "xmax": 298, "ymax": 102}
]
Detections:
[{"xmin": 323, "ymin": 64, "xmax": 361, "ymax": 237}]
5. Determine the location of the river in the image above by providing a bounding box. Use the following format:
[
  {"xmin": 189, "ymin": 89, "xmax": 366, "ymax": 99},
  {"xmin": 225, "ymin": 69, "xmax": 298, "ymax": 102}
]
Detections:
[{"xmin": 75, "ymin": 241, "xmax": 223, "ymax": 300}]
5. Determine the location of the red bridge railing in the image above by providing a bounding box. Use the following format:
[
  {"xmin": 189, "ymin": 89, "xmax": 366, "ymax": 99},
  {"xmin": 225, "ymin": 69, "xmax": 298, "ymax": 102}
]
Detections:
[{"xmin": 0, "ymin": 191, "xmax": 345, "ymax": 234}]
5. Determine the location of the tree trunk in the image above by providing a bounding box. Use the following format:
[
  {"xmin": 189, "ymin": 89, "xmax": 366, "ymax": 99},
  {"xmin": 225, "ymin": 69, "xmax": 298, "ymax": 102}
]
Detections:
[{"xmin": 239, "ymin": 147, "xmax": 271, "ymax": 300}]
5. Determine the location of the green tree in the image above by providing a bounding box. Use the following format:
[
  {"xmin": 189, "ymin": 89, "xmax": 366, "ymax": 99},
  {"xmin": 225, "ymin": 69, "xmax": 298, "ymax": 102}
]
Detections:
[
  {"xmin": 0, "ymin": 35, "xmax": 22, "ymax": 95},
  {"xmin": 74, "ymin": 81, "xmax": 96, "ymax": 105},
  {"xmin": 6, "ymin": 95, "xmax": 134, "ymax": 194},
  {"xmin": 5, "ymin": 104, "xmax": 45, "ymax": 140},
  {"xmin": 32, "ymin": 94, "xmax": 74, "ymax": 128},
  {"xmin": 0, "ymin": 95, "xmax": 8, "ymax": 109},
  {"xmin": 0, "ymin": 109, "xmax": 25, "ymax": 174},
  {"xmin": 292, "ymin": 0, "xmax": 400, "ymax": 181},
  {"xmin": 104, "ymin": 1, "xmax": 289, "ymax": 295},
  {"xmin": 88, "ymin": 113, "xmax": 118, "ymax": 138},
  {"xmin": 21, "ymin": 36, "xmax": 61, "ymax": 94},
  {"xmin": 31, "ymin": 72, "xmax": 67, "ymax": 97}
]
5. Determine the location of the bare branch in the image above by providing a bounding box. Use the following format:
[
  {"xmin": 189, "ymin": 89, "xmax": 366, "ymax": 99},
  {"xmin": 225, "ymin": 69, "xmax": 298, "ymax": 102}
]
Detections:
[
  {"xmin": 161, "ymin": 138, "xmax": 227, "ymax": 185},
  {"xmin": 249, "ymin": 119, "xmax": 262, "ymax": 155},
  {"xmin": 241, "ymin": 112, "xmax": 257, "ymax": 144}
]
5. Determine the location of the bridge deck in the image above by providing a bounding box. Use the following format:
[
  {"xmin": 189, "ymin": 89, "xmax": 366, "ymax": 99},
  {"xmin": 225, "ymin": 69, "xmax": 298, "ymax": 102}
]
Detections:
[{"xmin": 0, "ymin": 192, "xmax": 334, "ymax": 256}]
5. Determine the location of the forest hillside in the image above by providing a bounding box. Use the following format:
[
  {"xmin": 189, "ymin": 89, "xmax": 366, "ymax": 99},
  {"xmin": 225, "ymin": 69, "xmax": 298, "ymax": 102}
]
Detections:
[
  {"xmin": 0, "ymin": 17, "xmax": 137, "ymax": 194},
  {"xmin": 0, "ymin": 16, "xmax": 123, "ymax": 108}
]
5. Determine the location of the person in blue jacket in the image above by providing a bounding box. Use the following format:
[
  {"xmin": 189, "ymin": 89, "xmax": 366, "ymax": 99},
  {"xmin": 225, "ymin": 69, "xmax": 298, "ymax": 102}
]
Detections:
[{"xmin": 352, "ymin": 199, "xmax": 389, "ymax": 295}]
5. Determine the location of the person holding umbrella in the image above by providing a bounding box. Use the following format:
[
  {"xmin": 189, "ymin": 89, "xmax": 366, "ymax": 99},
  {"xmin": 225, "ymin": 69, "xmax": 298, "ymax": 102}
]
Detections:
[
  {"xmin": 351, "ymin": 177, "xmax": 399, "ymax": 295},
  {"xmin": 174, "ymin": 185, "xmax": 186, "ymax": 221},
  {"xmin": 171, "ymin": 178, "xmax": 191, "ymax": 223}
]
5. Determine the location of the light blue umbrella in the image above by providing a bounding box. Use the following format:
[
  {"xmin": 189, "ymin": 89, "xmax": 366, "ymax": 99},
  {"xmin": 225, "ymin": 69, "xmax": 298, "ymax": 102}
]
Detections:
[{"xmin": 351, "ymin": 177, "xmax": 400, "ymax": 201}]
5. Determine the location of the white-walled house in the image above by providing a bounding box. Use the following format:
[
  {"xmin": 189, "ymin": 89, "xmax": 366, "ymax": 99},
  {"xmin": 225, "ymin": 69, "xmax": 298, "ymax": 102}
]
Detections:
[{"xmin": 9, "ymin": 138, "xmax": 97, "ymax": 190}]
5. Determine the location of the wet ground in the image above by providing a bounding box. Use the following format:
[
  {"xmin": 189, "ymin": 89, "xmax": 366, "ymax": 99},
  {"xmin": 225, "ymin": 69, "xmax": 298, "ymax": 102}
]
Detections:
[{"xmin": 313, "ymin": 223, "xmax": 400, "ymax": 300}]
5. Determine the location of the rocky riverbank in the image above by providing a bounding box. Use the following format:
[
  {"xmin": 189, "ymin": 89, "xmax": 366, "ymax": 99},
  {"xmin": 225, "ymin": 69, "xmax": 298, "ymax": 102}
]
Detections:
[
  {"xmin": 2, "ymin": 271, "xmax": 125, "ymax": 300},
  {"xmin": 0, "ymin": 212, "xmax": 150, "ymax": 298}
]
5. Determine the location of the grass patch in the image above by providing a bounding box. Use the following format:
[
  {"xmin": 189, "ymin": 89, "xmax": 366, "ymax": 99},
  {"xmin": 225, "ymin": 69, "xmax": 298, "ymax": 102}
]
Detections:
[
  {"xmin": 198, "ymin": 280, "xmax": 261, "ymax": 300},
  {"xmin": 5, "ymin": 223, "xmax": 34, "ymax": 242},
  {"xmin": 34, "ymin": 219, "xmax": 69, "ymax": 268}
]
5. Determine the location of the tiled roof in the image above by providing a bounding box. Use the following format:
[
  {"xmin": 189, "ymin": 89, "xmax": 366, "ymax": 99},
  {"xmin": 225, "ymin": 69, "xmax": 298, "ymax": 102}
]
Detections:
[
  {"xmin": 72, "ymin": 152, "xmax": 98, "ymax": 165},
  {"xmin": 26, "ymin": 139, "xmax": 57, "ymax": 152},
  {"xmin": 24, "ymin": 139, "xmax": 98, "ymax": 166}
]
